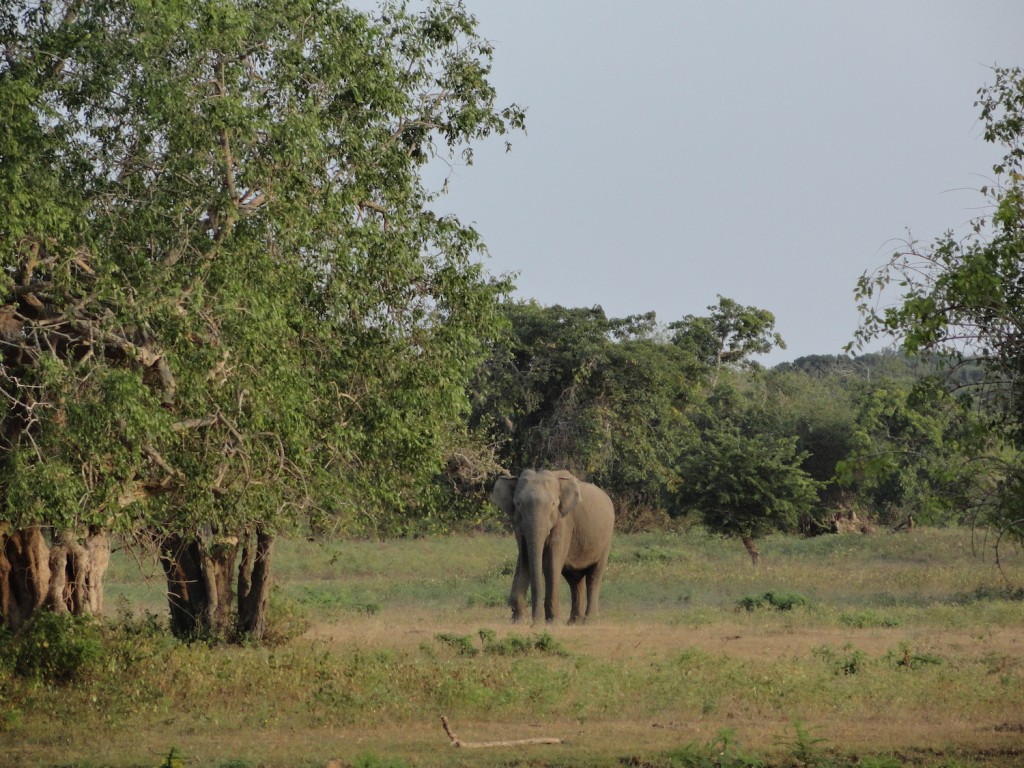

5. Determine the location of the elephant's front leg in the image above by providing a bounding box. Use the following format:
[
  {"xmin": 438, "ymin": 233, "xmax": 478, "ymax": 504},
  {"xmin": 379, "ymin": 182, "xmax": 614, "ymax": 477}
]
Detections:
[
  {"xmin": 542, "ymin": 545, "xmax": 559, "ymax": 623},
  {"xmin": 509, "ymin": 537, "xmax": 530, "ymax": 622},
  {"xmin": 564, "ymin": 569, "xmax": 585, "ymax": 624}
]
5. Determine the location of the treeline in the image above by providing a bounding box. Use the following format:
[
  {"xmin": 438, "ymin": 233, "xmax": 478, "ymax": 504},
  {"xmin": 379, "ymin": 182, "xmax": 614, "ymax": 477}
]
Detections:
[{"xmin": 429, "ymin": 299, "xmax": 1001, "ymax": 564}]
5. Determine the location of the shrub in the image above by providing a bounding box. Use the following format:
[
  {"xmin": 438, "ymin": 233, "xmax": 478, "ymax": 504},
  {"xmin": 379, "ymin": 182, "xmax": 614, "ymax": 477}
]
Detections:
[
  {"xmin": 433, "ymin": 629, "xmax": 569, "ymax": 657},
  {"xmin": 737, "ymin": 591, "xmax": 809, "ymax": 611},
  {"xmin": 5, "ymin": 611, "xmax": 103, "ymax": 684},
  {"xmin": 665, "ymin": 728, "xmax": 763, "ymax": 767},
  {"xmin": 888, "ymin": 642, "xmax": 943, "ymax": 669},
  {"xmin": 814, "ymin": 644, "xmax": 867, "ymax": 676},
  {"xmin": 434, "ymin": 633, "xmax": 479, "ymax": 656},
  {"xmin": 259, "ymin": 592, "xmax": 312, "ymax": 646},
  {"xmin": 353, "ymin": 752, "xmax": 412, "ymax": 768},
  {"xmin": 839, "ymin": 611, "xmax": 900, "ymax": 628}
]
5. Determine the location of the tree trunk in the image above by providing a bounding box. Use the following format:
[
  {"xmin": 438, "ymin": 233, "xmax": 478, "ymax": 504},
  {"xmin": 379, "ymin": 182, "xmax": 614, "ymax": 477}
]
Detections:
[
  {"xmin": 237, "ymin": 526, "xmax": 274, "ymax": 640},
  {"xmin": 160, "ymin": 532, "xmax": 238, "ymax": 640},
  {"xmin": 0, "ymin": 524, "xmax": 50, "ymax": 631},
  {"xmin": 1, "ymin": 525, "xmax": 110, "ymax": 631},
  {"xmin": 45, "ymin": 527, "xmax": 111, "ymax": 615},
  {"xmin": 740, "ymin": 535, "xmax": 761, "ymax": 566}
]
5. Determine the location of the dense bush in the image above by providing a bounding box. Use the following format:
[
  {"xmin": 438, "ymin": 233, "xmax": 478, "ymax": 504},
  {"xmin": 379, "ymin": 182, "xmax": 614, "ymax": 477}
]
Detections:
[{"xmin": 1, "ymin": 611, "xmax": 103, "ymax": 684}]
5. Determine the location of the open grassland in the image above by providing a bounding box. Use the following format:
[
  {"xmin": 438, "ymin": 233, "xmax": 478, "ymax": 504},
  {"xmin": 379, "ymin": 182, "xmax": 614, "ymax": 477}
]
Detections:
[{"xmin": 3, "ymin": 526, "xmax": 1024, "ymax": 767}]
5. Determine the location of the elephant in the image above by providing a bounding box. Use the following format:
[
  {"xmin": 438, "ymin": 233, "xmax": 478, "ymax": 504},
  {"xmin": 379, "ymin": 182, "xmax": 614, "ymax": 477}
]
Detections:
[{"xmin": 491, "ymin": 469, "xmax": 614, "ymax": 624}]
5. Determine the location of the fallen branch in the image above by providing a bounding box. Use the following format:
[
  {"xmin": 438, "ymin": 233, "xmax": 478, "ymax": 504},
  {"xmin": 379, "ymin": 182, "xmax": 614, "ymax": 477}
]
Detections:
[{"xmin": 440, "ymin": 716, "xmax": 563, "ymax": 748}]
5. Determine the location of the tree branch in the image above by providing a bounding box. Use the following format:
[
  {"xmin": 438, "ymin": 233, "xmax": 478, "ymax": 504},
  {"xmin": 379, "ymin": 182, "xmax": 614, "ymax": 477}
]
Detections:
[{"xmin": 440, "ymin": 717, "xmax": 563, "ymax": 749}]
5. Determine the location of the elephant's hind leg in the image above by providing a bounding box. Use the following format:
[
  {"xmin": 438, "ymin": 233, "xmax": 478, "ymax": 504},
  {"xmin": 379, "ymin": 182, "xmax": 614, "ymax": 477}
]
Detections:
[
  {"xmin": 584, "ymin": 555, "xmax": 610, "ymax": 620},
  {"xmin": 564, "ymin": 569, "xmax": 586, "ymax": 624}
]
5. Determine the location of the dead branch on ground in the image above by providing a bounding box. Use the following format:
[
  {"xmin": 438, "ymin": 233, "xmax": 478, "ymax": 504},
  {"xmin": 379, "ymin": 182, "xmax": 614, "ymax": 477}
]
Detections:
[{"xmin": 440, "ymin": 716, "xmax": 563, "ymax": 748}]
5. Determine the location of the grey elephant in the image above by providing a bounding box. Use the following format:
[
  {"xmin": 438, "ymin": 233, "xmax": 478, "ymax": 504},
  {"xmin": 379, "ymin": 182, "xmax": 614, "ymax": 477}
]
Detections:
[{"xmin": 491, "ymin": 469, "xmax": 614, "ymax": 624}]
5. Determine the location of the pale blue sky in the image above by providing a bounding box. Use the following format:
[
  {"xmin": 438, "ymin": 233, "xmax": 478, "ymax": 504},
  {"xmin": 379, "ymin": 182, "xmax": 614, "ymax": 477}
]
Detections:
[{"xmin": 424, "ymin": 2, "xmax": 1024, "ymax": 364}]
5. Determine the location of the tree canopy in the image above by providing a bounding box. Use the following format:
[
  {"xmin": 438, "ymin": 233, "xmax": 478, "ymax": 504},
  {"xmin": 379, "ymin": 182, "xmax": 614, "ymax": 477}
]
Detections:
[
  {"xmin": 0, "ymin": 0, "xmax": 523, "ymax": 636},
  {"xmin": 853, "ymin": 65, "xmax": 1024, "ymax": 545}
]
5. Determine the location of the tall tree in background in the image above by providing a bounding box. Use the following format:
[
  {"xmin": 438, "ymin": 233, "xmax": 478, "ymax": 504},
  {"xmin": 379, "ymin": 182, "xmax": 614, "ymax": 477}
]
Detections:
[
  {"xmin": 473, "ymin": 303, "xmax": 698, "ymax": 527},
  {"xmin": 0, "ymin": 0, "xmax": 523, "ymax": 637},
  {"xmin": 670, "ymin": 296, "xmax": 785, "ymax": 387},
  {"xmin": 854, "ymin": 65, "xmax": 1024, "ymax": 545}
]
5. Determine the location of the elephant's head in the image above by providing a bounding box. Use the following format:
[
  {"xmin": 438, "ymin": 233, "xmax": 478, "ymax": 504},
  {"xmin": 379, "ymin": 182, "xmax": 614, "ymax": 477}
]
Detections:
[{"xmin": 491, "ymin": 469, "xmax": 583, "ymax": 536}]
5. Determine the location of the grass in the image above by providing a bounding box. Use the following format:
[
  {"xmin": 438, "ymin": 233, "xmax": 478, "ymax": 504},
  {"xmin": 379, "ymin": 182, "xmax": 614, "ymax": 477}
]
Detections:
[{"xmin": 2, "ymin": 526, "xmax": 1023, "ymax": 767}]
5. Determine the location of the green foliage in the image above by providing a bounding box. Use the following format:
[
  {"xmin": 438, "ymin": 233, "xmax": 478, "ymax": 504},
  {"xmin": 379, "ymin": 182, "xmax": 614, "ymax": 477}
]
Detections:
[
  {"xmin": 434, "ymin": 629, "xmax": 568, "ymax": 657},
  {"xmin": 434, "ymin": 632, "xmax": 479, "ymax": 656},
  {"xmin": 0, "ymin": 0, "xmax": 523, "ymax": 541},
  {"xmin": 888, "ymin": 642, "xmax": 943, "ymax": 670},
  {"xmin": 353, "ymin": 752, "xmax": 412, "ymax": 768},
  {"xmin": 158, "ymin": 747, "xmax": 186, "ymax": 768},
  {"xmin": 736, "ymin": 591, "xmax": 810, "ymax": 611},
  {"xmin": 670, "ymin": 295, "xmax": 785, "ymax": 385},
  {"xmin": 474, "ymin": 302, "xmax": 696, "ymax": 522},
  {"xmin": 0, "ymin": 0, "xmax": 526, "ymax": 638},
  {"xmin": 814, "ymin": 644, "xmax": 868, "ymax": 676},
  {"xmin": 675, "ymin": 409, "xmax": 822, "ymax": 546},
  {"xmin": 1, "ymin": 611, "xmax": 103, "ymax": 684},
  {"xmin": 665, "ymin": 729, "xmax": 764, "ymax": 768},
  {"xmin": 835, "ymin": 379, "xmax": 990, "ymax": 525},
  {"xmin": 776, "ymin": 721, "xmax": 831, "ymax": 768},
  {"xmin": 853, "ymin": 65, "xmax": 1024, "ymax": 542}
]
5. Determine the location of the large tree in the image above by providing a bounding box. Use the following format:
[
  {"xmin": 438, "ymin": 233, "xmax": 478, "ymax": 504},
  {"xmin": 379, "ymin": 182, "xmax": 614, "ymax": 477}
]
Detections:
[
  {"xmin": 472, "ymin": 303, "xmax": 698, "ymax": 527},
  {"xmin": 670, "ymin": 295, "xmax": 785, "ymax": 387},
  {"xmin": 0, "ymin": 0, "xmax": 523, "ymax": 637},
  {"xmin": 853, "ymin": 66, "xmax": 1024, "ymax": 545}
]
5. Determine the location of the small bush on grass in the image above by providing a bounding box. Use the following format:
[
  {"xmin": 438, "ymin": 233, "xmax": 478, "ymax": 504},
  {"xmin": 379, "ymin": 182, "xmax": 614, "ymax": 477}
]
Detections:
[
  {"xmin": 257, "ymin": 591, "xmax": 311, "ymax": 646},
  {"xmin": 775, "ymin": 721, "xmax": 831, "ymax": 768},
  {"xmin": 951, "ymin": 585, "xmax": 1024, "ymax": 604},
  {"xmin": 737, "ymin": 591, "xmax": 809, "ymax": 612},
  {"xmin": 434, "ymin": 633, "xmax": 479, "ymax": 656},
  {"xmin": 2, "ymin": 611, "xmax": 103, "ymax": 684},
  {"xmin": 839, "ymin": 610, "xmax": 900, "ymax": 628},
  {"xmin": 887, "ymin": 642, "xmax": 943, "ymax": 669},
  {"xmin": 434, "ymin": 629, "xmax": 569, "ymax": 657},
  {"xmin": 665, "ymin": 728, "xmax": 763, "ymax": 767},
  {"xmin": 814, "ymin": 644, "xmax": 868, "ymax": 676},
  {"xmin": 353, "ymin": 752, "xmax": 411, "ymax": 768}
]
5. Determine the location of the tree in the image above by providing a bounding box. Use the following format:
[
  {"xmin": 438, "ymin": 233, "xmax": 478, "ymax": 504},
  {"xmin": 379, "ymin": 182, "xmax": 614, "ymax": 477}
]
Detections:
[
  {"xmin": 834, "ymin": 379, "xmax": 990, "ymax": 527},
  {"xmin": 853, "ymin": 66, "xmax": 1024, "ymax": 545},
  {"xmin": 471, "ymin": 302, "xmax": 698, "ymax": 527},
  {"xmin": 670, "ymin": 296, "xmax": 785, "ymax": 387},
  {"xmin": 0, "ymin": 0, "xmax": 523, "ymax": 637},
  {"xmin": 762, "ymin": 368, "xmax": 858, "ymax": 527},
  {"xmin": 675, "ymin": 409, "xmax": 822, "ymax": 565}
]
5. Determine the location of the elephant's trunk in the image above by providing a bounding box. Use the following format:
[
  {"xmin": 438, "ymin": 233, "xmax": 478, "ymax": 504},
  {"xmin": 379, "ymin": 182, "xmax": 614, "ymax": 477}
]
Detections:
[{"xmin": 529, "ymin": 529, "xmax": 547, "ymax": 623}]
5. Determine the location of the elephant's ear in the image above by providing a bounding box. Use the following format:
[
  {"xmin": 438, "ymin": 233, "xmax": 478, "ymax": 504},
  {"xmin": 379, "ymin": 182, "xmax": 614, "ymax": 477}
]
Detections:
[
  {"xmin": 558, "ymin": 476, "xmax": 583, "ymax": 518},
  {"xmin": 490, "ymin": 475, "xmax": 517, "ymax": 517}
]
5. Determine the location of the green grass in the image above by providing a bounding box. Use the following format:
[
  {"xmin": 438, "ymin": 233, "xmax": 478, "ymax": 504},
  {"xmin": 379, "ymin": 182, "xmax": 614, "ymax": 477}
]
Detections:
[{"xmin": 3, "ymin": 526, "xmax": 1024, "ymax": 767}]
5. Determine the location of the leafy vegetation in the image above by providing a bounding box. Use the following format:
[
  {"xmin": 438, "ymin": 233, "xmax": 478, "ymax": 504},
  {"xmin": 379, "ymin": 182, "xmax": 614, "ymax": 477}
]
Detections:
[
  {"xmin": 0, "ymin": 0, "xmax": 523, "ymax": 637},
  {"xmin": 736, "ymin": 591, "xmax": 810, "ymax": 612},
  {"xmin": 853, "ymin": 65, "xmax": 1024, "ymax": 545}
]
